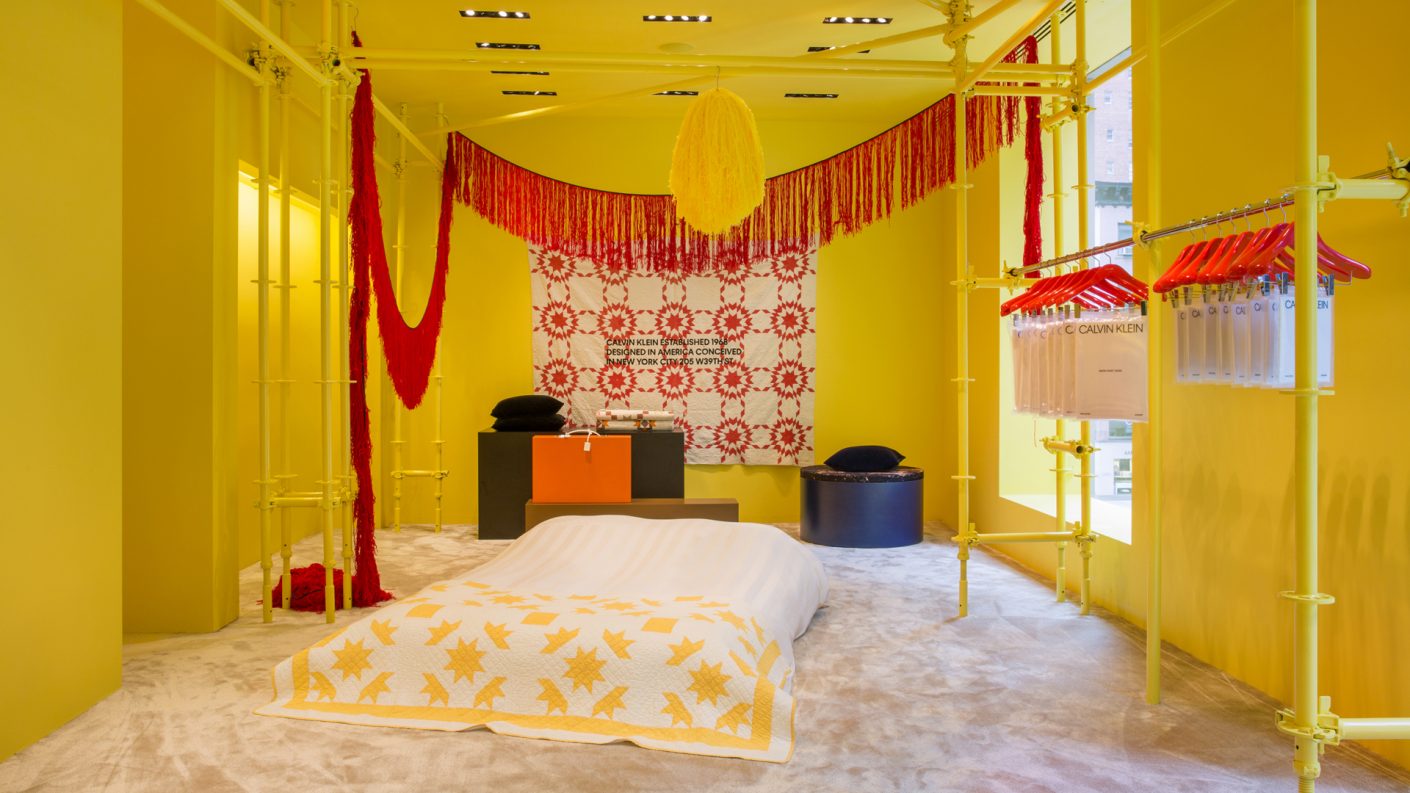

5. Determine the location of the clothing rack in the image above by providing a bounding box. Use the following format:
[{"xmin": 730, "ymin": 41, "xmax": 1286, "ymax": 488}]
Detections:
[{"xmin": 1011, "ymin": 165, "xmax": 1400, "ymax": 277}]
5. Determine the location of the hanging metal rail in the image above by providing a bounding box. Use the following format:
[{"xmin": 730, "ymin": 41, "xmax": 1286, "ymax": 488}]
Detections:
[{"xmin": 1009, "ymin": 163, "xmax": 1403, "ymax": 278}]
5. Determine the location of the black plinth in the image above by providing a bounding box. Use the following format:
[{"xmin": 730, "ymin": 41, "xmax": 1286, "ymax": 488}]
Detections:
[
  {"xmin": 800, "ymin": 465, "xmax": 924, "ymax": 548},
  {"xmin": 477, "ymin": 429, "xmax": 685, "ymax": 540}
]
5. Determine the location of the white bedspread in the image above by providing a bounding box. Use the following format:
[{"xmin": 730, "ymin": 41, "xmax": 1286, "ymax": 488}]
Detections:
[{"xmin": 257, "ymin": 516, "xmax": 828, "ymax": 762}]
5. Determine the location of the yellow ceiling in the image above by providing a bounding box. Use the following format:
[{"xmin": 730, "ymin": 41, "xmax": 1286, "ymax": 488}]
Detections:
[{"xmin": 326, "ymin": 0, "xmax": 1131, "ymax": 136}]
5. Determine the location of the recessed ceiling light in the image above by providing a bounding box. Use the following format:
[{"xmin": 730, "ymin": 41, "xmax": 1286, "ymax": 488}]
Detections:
[
  {"xmin": 476, "ymin": 41, "xmax": 541, "ymax": 49},
  {"xmin": 823, "ymin": 15, "xmax": 891, "ymax": 24},
  {"xmin": 502, "ymin": 89, "xmax": 556, "ymax": 96},
  {"xmin": 460, "ymin": 9, "xmax": 531, "ymax": 18},
  {"xmin": 643, "ymin": 14, "xmax": 712, "ymax": 22},
  {"xmin": 807, "ymin": 45, "xmax": 870, "ymax": 53},
  {"xmin": 784, "ymin": 93, "xmax": 839, "ymax": 99},
  {"xmin": 655, "ymin": 90, "xmax": 699, "ymax": 96},
  {"xmin": 491, "ymin": 70, "xmax": 550, "ymax": 75}
]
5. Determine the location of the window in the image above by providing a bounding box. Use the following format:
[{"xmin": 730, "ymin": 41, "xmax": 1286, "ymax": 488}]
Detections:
[{"xmin": 998, "ymin": 45, "xmax": 1136, "ymax": 544}]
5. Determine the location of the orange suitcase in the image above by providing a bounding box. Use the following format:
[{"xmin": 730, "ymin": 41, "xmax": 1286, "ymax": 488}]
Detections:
[{"xmin": 532, "ymin": 432, "xmax": 632, "ymax": 503}]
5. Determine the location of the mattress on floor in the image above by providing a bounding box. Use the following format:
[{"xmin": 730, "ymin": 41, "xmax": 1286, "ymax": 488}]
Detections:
[{"xmin": 256, "ymin": 515, "xmax": 829, "ymax": 762}]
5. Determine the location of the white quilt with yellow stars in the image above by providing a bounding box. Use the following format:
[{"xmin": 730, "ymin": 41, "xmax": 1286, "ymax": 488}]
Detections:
[{"xmin": 257, "ymin": 516, "xmax": 829, "ymax": 762}]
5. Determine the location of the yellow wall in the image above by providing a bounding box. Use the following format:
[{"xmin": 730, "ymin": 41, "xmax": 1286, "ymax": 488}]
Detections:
[
  {"xmin": 122, "ymin": 0, "xmax": 242, "ymax": 633},
  {"xmin": 0, "ymin": 0, "xmax": 124, "ymax": 761},
  {"xmin": 970, "ymin": 0, "xmax": 1410, "ymax": 772}
]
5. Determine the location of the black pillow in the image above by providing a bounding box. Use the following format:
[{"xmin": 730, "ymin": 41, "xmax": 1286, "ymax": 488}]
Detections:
[
  {"xmin": 824, "ymin": 445, "xmax": 905, "ymax": 473},
  {"xmin": 492, "ymin": 413, "xmax": 567, "ymax": 432},
  {"xmin": 491, "ymin": 394, "xmax": 565, "ymax": 419}
]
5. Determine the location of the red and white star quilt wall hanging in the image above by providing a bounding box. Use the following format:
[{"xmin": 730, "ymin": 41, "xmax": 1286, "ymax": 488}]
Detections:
[{"xmin": 529, "ymin": 243, "xmax": 817, "ymax": 465}]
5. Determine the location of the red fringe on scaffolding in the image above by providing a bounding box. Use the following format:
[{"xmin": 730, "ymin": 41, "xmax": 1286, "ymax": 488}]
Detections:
[
  {"xmin": 343, "ymin": 32, "xmax": 399, "ymax": 608},
  {"xmin": 1014, "ymin": 38, "xmax": 1046, "ymax": 266},
  {"xmin": 453, "ymin": 36, "xmax": 1041, "ymax": 272}
]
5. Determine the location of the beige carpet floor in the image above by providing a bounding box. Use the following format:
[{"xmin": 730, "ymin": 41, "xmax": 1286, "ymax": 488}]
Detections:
[{"xmin": 2, "ymin": 524, "xmax": 1408, "ymax": 793}]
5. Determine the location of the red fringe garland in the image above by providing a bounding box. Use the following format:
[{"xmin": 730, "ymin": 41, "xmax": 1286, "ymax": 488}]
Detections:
[
  {"xmin": 1014, "ymin": 38, "xmax": 1046, "ymax": 266},
  {"xmin": 351, "ymin": 63, "xmax": 453, "ymax": 412},
  {"xmin": 345, "ymin": 33, "xmax": 396, "ymax": 608},
  {"xmin": 454, "ymin": 36, "xmax": 1043, "ymax": 273}
]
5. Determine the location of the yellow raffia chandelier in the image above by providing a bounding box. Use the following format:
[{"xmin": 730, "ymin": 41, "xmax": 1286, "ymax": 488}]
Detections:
[{"xmin": 668, "ymin": 87, "xmax": 765, "ymax": 235}]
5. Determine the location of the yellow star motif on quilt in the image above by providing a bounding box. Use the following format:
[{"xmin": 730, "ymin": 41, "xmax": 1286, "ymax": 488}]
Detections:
[
  {"xmin": 331, "ymin": 639, "xmax": 373, "ymax": 681},
  {"xmin": 369, "ymin": 620, "xmax": 398, "ymax": 646},
  {"xmin": 444, "ymin": 638, "xmax": 487, "ymax": 684},
  {"xmin": 473, "ymin": 676, "xmax": 508, "ymax": 709},
  {"xmin": 562, "ymin": 646, "xmax": 608, "ymax": 693},
  {"xmin": 661, "ymin": 692, "xmax": 694, "ymax": 727},
  {"xmin": 311, "ymin": 671, "xmax": 337, "ymax": 701},
  {"xmin": 484, "ymin": 622, "xmax": 513, "ymax": 650},
  {"xmin": 592, "ymin": 686, "xmax": 630, "ymax": 719},
  {"xmin": 715, "ymin": 702, "xmax": 751, "ymax": 734},
  {"xmin": 421, "ymin": 673, "xmax": 450, "ymax": 706},
  {"xmin": 426, "ymin": 619, "xmax": 462, "ymax": 645},
  {"xmin": 492, "ymin": 594, "xmax": 527, "ymax": 605},
  {"xmin": 537, "ymin": 678, "xmax": 569, "ymax": 715},
  {"xmin": 541, "ymin": 627, "xmax": 579, "ymax": 654},
  {"xmin": 666, "ymin": 636, "xmax": 705, "ymax": 666},
  {"xmin": 602, "ymin": 629, "xmax": 634, "ymax": 660},
  {"xmin": 687, "ymin": 661, "xmax": 732, "ymax": 706},
  {"xmin": 600, "ymin": 601, "xmax": 637, "ymax": 611},
  {"xmin": 357, "ymin": 672, "xmax": 393, "ymax": 704},
  {"xmin": 715, "ymin": 610, "xmax": 746, "ymax": 631}
]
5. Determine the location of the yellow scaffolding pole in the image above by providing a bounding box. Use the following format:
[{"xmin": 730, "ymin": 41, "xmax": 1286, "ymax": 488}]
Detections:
[
  {"xmin": 1289, "ymin": 1, "xmax": 1321, "ymax": 786},
  {"xmin": 275, "ymin": 7, "xmax": 294, "ymax": 610},
  {"xmin": 1143, "ymin": 0, "xmax": 1166, "ymax": 706},
  {"xmin": 946, "ymin": 1, "xmax": 973, "ymax": 619},
  {"xmin": 316, "ymin": 0, "xmax": 336, "ymax": 623},
  {"xmin": 335, "ymin": 0, "xmax": 353, "ymax": 610},
  {"xmin": 388, "ymin": 105, "xmax": 451, "ymax": 534},
  {"xmin": 1048, "ymin": 8, "xmax": 1071, "ymax": 605},
  {"xmin": 390, "ymin": 104, "xmax": 408, "ymax": 533},
  {"xmin": 1072, "ymin": 0, "xmax": 1095, "ymax": 617},
  {"xmin": 255, "ymin": 7, "xmax": 273, "ymax": 624}
]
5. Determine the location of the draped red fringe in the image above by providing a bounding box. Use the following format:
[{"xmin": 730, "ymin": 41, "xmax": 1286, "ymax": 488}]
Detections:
[
  {"xmin": 455, "ymin": 36, "xmax": 1042, "ymax": 273},
  {"xmin": 1012, "ymin": 44, "xmax": 1046, "ymax": 266},
  {"xmin": 343, "ymin": 31, "xmax": 397, "ymax": 608}
]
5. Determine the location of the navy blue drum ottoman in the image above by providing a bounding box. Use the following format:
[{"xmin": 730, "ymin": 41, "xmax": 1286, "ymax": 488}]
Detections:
[{"xmin": 800, "ymin": 465, "xmax": 923, "ymax": 548}]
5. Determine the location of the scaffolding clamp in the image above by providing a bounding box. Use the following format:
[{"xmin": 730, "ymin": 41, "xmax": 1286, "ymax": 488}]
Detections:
[
  {"xmin": 1278, "ymin": 590, "xmax": 1336, "ymax": 606},
  {"xmin": 1041, "ymin": 437, "xmax": 1095, "ymax": 457},
  {"xmin": 1275, "ymin": 698, "xmax": 1342, "ymax": 748},
  {"xmin": 1316, "ymin": 148, "xmax": 1410, "ymax": 215}
]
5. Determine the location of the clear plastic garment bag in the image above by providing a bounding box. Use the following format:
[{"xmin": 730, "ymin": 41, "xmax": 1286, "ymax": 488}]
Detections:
[
  {"xmin": 1154, "ymin": 215, "xmax": 1361, "ymax": 390},
  {"xmin": 1004, "ymin": 264, "xmax": 1150, "ymax": 423}
]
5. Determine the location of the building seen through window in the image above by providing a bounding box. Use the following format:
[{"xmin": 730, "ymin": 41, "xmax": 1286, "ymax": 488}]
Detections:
[{"xmin": 1087, "ymin": 49, "xmax": 1134, "ymax": 508}]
